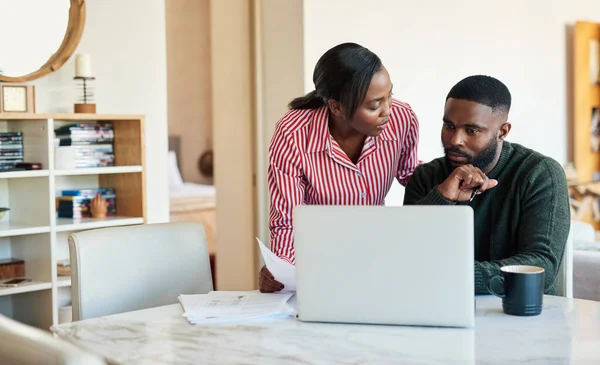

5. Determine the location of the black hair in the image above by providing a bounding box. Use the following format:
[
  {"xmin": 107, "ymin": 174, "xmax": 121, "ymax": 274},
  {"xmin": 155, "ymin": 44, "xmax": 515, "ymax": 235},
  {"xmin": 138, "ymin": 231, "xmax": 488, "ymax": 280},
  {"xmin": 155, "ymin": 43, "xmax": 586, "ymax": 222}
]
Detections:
[
  {"xmin": 288, "ymin": 42, "xmax": 382, "ymax": 120},
  {"xmin": 446, "ymin": 75, "xmax": 511, "ymax": 114}
]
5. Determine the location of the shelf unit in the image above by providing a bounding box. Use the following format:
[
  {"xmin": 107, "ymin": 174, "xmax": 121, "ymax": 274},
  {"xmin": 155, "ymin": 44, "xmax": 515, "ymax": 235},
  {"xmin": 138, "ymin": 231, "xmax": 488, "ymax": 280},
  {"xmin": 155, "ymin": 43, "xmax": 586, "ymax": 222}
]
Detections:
[
  {"xmin": 0, "ymin": 113, "xmax": 146, "ymax": 331},
  {"xmin": 573, "ymin": 22, "xmax": 600, "ymax": 229}
]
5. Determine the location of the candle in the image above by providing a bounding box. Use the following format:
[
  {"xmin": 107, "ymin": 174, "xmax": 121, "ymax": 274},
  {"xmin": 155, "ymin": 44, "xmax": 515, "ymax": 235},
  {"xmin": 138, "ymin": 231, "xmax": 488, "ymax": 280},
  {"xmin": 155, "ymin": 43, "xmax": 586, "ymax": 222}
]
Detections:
[{"xmin": 75, "ymin": 53, "xmax": 93, "ymax": 78}]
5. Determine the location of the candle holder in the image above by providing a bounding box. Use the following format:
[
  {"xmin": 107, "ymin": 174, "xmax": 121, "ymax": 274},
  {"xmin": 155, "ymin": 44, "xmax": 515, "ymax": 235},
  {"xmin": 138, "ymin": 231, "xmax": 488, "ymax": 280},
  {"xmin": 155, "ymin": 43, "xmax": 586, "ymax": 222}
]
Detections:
[{"xmin": 74, "ymin": 76, "xmax": 96, "ymax": 113}]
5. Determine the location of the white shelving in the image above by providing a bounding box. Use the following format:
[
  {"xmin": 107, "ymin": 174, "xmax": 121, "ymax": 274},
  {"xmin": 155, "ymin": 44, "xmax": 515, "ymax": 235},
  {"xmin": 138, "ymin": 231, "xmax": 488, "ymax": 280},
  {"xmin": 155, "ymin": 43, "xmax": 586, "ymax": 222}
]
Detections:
[
  {"xmin": 0, "ymin": 281, "xmax": 52, "ymax": 296},
  {"xmin": 0, "ymin": 114, "xmax": 146, "ymax": 330},
  {"xmin": 0, "ymin": 170, "xmax": 50, "ymax": 179},
  {"xmin": 56, "ymin": 276, "xmax": 71, "ymax": 288},
  {"xmin": 55, "ymin": 216, "xmax": 144, "ymax": 232},
  {"xmin": 0, "ymin": 223, "xmax": 50, "ymax": 238},
  {"xmin": 55, "ymin": 165, "xmax": 143, "ymax": 176}
]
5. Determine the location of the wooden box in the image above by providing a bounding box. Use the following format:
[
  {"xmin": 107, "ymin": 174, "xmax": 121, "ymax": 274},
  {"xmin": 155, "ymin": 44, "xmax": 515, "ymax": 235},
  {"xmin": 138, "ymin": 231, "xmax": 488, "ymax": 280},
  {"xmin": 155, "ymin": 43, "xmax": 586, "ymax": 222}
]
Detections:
[
  {"xmin": 0, "ymin": 258, "xmax": 25, "ymax": 279},
  {"xmin": 57, "ymin": 259, "xmax": 71, "ymax": 276}
]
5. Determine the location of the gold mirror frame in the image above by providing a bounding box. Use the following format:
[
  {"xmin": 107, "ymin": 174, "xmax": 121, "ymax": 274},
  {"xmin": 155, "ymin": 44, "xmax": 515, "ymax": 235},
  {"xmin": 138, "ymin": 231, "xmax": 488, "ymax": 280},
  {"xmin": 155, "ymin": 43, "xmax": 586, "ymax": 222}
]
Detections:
[{"xmin": 0, "ymin": 0, "xmax": 86, "ymax": 83}]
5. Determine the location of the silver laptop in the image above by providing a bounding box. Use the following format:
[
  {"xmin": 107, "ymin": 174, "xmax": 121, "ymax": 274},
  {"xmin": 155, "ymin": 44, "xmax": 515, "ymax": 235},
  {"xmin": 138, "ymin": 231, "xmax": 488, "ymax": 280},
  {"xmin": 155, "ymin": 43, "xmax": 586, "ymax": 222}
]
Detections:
[{"xmin": 293, "ymin": 205, "xmax": 474, "ymax": 328}]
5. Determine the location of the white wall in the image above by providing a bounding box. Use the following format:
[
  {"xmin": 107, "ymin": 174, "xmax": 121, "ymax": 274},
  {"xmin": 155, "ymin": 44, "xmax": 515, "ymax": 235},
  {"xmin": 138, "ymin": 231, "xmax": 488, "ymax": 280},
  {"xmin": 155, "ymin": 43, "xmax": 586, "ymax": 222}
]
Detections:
[
  {"xmin": 304, "ymin": 0, "xmax": 600, "ymax": 205},
  {"xmin": 33, "ymin": 0, "xmax": 169, "ymax": 223},
  {"xmin": 210, "ymin": 0, "xmax": 258, "ymax": 289},
  {"xmin": 255, "ymin": 0, "xmax": 305, "ymax": 244}
]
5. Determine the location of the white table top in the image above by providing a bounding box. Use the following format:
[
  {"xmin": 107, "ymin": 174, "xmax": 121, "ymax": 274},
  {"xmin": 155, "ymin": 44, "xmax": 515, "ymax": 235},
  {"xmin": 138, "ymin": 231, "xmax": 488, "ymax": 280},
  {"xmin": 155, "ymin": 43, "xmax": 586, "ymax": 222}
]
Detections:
[{"xmin": 51, "ymin": 295, "xmax": 600, "ymax": 365}]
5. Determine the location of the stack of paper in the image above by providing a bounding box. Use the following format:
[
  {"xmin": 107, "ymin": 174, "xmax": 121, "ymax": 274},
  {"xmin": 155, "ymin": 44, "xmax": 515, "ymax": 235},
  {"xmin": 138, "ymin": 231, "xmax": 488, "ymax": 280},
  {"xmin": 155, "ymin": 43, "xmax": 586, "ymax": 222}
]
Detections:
[
  {"xmin": 178, "ymin": 291, "xmax": 294, "ymax": 325},
  {"xmin": 256, "ymin": 238, "xmax": 296, "ymax": 292}
]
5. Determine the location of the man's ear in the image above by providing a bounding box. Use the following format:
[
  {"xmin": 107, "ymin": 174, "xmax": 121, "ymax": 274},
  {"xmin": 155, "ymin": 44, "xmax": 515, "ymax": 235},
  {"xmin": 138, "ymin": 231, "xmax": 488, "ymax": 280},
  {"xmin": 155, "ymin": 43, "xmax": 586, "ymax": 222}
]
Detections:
[
  {"xmin": 327, "ymin": 99, "xmax": 345, "ymax": 118},
  {"xmin": 498, "ymin": 122, "xmax": 511, "ymax": 141}
]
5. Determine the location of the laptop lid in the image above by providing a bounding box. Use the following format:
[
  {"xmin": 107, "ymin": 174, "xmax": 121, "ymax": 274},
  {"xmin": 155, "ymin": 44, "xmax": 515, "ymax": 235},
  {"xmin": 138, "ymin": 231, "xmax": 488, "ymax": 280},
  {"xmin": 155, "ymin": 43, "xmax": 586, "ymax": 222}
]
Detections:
[{"xmin": 293, "ymin": 205, "xmax": 474, "ymax": 327}]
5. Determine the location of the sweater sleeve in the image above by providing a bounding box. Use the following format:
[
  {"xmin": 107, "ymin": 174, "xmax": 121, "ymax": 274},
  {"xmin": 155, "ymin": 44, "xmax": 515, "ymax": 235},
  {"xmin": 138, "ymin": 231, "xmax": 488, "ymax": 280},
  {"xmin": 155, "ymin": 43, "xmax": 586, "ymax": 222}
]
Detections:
[
  {"xmin": 474, "ymin": 158, "xmax": 571, "ymax": 294},
  {"xmin": 403, "ymin": 165, "xmax": 456, "ymax": 206}
]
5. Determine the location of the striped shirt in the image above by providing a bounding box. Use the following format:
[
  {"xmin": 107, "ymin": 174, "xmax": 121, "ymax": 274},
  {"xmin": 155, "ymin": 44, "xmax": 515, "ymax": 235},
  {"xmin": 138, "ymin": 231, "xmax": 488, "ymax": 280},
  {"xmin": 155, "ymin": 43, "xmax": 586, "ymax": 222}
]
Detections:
[{"xmin": 268, "ymin": 99, "xmax": 420, "ymax": 263}]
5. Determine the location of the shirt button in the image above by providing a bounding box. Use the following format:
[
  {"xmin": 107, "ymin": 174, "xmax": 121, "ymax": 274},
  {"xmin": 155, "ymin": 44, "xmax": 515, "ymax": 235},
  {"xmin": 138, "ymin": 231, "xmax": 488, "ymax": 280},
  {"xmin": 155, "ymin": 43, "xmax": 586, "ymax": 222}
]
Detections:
[
  {"xmin": 360, "ymin": 192, "xmax": 366, "ymax": 198},
  {"xmin": 356, "ymin": 171, "xmax": 362, "ymax": 177}
]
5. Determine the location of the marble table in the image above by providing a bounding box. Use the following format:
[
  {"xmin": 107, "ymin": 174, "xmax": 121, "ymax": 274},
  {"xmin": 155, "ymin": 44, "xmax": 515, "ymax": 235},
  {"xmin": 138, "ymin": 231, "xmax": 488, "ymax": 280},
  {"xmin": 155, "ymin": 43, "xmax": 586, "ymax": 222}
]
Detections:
[{"xmin": 51, "ymin": 295, "xmax": 600, "ymax": 365}]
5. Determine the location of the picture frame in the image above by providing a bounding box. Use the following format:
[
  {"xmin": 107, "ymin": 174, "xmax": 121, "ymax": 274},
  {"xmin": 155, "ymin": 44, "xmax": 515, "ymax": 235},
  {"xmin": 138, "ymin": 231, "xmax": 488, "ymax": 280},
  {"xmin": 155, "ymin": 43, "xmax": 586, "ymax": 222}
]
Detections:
[{"xmin": 0, "ymin": 84, "xmax": 36, "ymax": 113}]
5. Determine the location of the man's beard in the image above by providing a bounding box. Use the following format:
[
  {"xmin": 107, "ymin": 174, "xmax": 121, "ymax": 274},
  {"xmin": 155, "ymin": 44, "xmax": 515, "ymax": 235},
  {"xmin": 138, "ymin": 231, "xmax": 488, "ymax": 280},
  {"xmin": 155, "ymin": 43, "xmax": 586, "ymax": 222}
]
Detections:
[{"xmin": 444, "ymin": 137, "xmax": 498, "ymax": 170}]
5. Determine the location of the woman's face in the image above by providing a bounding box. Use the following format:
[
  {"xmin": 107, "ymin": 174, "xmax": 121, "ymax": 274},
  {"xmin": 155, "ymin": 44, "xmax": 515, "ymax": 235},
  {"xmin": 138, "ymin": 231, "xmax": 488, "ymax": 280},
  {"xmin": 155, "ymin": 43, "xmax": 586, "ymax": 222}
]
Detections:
[{"xmin": 348, "ymin": 66, "xmax": 394, "ymax": 137}]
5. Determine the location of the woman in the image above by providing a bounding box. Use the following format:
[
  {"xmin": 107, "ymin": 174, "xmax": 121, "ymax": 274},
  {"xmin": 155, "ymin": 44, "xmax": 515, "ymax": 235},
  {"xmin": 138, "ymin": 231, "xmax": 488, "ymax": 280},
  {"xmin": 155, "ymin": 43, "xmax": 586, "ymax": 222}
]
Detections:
[{"xmin": 260, "ymin": 42, "xmax": 420, "ymax": 292}]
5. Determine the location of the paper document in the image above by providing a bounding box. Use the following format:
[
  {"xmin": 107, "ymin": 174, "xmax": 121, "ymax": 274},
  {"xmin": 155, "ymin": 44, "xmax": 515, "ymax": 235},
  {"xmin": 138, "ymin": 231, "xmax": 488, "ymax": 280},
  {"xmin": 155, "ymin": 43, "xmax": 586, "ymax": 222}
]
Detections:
[
  {"xmin": 179, "ymin": 291, "xmax": 294, "ymax": 325},
  {"xmin": 256, "ymin": 238, "xmax": 296, "ymax": 292}
]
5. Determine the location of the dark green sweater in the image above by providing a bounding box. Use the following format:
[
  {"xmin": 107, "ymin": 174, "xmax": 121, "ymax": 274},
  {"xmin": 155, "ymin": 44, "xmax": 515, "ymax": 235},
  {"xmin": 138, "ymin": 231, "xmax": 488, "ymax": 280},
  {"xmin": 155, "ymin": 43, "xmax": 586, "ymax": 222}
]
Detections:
[{"xmin": 403, "ymin": 141, "xmax": 571, "ymax": 294}]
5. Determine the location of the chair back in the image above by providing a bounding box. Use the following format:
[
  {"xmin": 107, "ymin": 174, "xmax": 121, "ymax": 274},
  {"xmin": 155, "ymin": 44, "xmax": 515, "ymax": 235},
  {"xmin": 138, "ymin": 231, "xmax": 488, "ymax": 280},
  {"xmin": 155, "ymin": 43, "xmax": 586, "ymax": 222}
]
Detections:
[
  {"xmin": 556, "ymin": 220, "xmax": 587, "ymax": 298},
  {"xmin": 0, "ymin": 315, "xmax": 106, "ymax": 365},
  {"xmin": 69, "ymin": 222, "xmax": 213, "ymax": 321}
]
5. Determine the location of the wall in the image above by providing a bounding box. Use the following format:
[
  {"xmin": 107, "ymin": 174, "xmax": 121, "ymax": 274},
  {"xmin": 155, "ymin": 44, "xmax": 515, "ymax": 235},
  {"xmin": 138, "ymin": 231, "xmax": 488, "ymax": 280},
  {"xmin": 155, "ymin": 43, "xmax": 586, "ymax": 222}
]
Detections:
[
  {"xmin": 165, "ymin": 0, "xmax": 213, "ymax": 185},
  {"xmin": 33, "ymin": 0, "xmax": 170, "ymax": 223},
  {"xmin": 254, "ymin": 0, "xmax": 305, "ymax": 245},
  {"xmin": 210, "ymin": 0, "xmax": 257, "ymax": 290},
  {"xmin": 303, "ymin": 0, "xmax": 600, "ymax": 205}
]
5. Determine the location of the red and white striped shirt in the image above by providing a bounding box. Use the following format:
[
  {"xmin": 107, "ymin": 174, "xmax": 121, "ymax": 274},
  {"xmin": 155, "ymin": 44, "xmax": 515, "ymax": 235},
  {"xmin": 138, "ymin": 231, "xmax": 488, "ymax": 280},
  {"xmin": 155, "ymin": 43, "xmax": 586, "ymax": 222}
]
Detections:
[{"xmin": 268, "ymin": 99, "xmax": 420, "ymax": 263}]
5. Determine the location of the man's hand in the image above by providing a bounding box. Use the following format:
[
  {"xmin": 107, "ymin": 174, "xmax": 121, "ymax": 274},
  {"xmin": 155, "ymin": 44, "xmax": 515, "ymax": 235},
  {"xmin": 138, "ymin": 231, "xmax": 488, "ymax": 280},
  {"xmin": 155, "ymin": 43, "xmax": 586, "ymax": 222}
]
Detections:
[
  {"xmin": 258, "ymin": 265, "xmax": 284, "ymax": 293},
  {"xmin": 437, "ymin": 164, "xmax": 498, "ymax": 202}
]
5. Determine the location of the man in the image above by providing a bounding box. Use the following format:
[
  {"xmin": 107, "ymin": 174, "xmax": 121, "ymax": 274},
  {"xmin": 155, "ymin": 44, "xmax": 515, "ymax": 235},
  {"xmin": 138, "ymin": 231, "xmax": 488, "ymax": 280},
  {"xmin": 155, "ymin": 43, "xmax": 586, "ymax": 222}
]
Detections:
[{"xmin": 404, "ymin": 75, "xmax": 570, "ymax": 294}]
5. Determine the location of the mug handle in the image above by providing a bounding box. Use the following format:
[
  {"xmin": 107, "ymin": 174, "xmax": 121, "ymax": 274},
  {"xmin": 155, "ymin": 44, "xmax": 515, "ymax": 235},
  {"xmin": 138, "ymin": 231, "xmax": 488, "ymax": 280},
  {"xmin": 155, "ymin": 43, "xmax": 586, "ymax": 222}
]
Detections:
[{"xmin": 487, "ymin": 275, "xmax": 505, "ymax": 298}]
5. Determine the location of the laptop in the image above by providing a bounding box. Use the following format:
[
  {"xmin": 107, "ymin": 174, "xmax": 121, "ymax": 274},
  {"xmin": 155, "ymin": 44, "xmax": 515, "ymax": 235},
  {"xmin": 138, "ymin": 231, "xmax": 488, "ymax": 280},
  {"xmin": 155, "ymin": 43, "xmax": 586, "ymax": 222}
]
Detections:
[{"xmin": 293, "ymin": 205, "xmax": 474, "ymax": 328}]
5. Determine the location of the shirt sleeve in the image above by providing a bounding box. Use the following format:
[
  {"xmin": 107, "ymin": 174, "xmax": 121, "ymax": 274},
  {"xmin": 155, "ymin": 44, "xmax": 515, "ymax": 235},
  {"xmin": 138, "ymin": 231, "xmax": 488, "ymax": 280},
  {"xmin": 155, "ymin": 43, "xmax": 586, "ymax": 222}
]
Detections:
[
  {"xmin": 396, "ymin": 106, "xmax": 421, "ymax": 186},
  {"xmin": 268, "ymin": 122, "xmax": 305, "ymax": 264}
]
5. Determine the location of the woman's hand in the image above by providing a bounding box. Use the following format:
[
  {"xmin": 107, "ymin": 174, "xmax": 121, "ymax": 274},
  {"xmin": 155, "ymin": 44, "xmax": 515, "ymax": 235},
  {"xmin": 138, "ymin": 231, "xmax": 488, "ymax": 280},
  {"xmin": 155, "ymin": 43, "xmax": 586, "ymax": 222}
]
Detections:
[{"xmin": 258, "ymin": 265, "xmax": 284, "ymax": 293}]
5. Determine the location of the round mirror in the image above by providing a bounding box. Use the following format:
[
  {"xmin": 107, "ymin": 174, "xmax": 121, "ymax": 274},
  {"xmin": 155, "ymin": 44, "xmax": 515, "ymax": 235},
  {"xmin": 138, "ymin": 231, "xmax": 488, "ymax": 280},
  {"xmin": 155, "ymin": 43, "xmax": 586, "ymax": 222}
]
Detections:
[{"xmin": 0, "ymin": 0, "xmax": 85, "ymax": 82}]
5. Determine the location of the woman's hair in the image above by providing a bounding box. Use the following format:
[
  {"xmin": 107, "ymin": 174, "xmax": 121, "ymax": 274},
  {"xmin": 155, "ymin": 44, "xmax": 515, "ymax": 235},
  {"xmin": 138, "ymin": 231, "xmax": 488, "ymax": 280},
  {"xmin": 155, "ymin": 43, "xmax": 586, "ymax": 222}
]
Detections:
[{"xmin": 288, "ymin": 42, "xmax": 382, "ymax": 120}]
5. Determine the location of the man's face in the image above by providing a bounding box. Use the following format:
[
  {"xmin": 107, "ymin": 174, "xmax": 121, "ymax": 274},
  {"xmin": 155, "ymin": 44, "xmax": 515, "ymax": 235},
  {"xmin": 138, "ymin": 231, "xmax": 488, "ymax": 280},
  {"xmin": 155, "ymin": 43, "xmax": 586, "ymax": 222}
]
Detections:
[{"xmin": 441, "ymin": 98, "xmax": 509, "ymax": 171}]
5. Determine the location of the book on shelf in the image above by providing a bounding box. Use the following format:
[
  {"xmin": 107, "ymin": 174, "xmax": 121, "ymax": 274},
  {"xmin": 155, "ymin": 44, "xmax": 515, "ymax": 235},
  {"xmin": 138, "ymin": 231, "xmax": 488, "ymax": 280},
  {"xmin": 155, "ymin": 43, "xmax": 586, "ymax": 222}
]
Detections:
[
  {"xmin": 54, "ymin": 122, "xmax": 114, "ymax": 136},
  {"xmin": 54, "ymin": 123, "xmax": 115, "ymax": 169},
  {"xmin": 56, "ymin": 188, "xmax": 116, "ymax": 219},
  {"xmin": 54, "ymin": 123, "xmax": 114, "ymax": 145},
  {"xmin": 60, "ymin": 188, "xmax": 115, "ymax": 197},
  {"xmin": 0, "ymin": 132, "xmax": 24, "ymax": 171}
]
